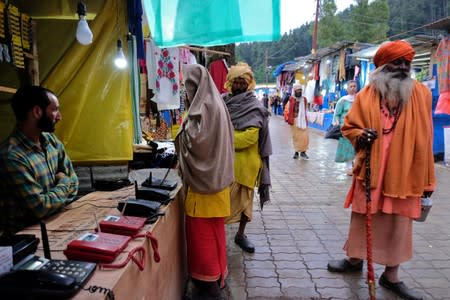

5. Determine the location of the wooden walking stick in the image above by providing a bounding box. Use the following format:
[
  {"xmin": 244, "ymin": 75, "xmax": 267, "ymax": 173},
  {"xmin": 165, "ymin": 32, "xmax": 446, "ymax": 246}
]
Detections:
[{"xmin": 365, "ymin": 142, "xmax": 376, "ymax": 299}]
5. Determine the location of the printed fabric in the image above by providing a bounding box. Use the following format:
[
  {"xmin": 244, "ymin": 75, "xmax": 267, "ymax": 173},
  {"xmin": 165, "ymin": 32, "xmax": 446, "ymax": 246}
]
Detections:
[
  {"xmin": 435, "ymin": 35, "xmax": 450, "ymax": 114},
  {"xmin": 146, "ymin": 39, "xmax": 180, "ymax": 110}
]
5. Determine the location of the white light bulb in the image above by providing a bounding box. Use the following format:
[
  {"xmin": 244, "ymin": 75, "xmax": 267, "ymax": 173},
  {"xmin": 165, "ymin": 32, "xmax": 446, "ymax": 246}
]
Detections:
[
  {"xmin": 76, "ymin": 16, "xmax": 93, "ymax": 45},
  {"xmin": 114, "ymin": 48, "xmax": 127, "ymax": 69}
]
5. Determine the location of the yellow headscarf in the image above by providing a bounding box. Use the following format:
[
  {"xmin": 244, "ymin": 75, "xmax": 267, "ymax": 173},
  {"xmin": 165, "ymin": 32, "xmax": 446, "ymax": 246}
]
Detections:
[{"xmin": 224, "ymin": 62, "xmax": 256, "ymax": 92}]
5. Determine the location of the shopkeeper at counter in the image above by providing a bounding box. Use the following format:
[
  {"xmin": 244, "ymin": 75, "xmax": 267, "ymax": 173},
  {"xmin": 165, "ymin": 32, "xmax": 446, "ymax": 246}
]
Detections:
[{"xmin": 0, "ymin": 86, "xmax": 78, "ymax": 237}]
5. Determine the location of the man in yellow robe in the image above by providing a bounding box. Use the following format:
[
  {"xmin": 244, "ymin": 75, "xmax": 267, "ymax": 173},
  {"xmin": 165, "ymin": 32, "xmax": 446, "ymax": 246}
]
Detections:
[{"xmin": 223, "ymin": 62, "xmax": 272, "ymax": 253}]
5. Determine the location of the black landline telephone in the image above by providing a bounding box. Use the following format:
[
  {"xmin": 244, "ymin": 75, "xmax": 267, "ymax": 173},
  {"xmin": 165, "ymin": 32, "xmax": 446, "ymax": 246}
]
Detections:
[
  {"xmin": 0, "ymin": 223, "xmax": 97, "ymax": 299},
  {"xmin": 0, "ymin": 254, "xmax": 96, "ymax": 299}
]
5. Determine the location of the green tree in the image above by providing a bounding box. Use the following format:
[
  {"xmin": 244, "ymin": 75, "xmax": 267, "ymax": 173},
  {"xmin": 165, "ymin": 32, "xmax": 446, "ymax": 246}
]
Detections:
[
  {"xmin": 348, "ymin": 0, "xmax": 389, "ymax": 42},
  {"xmin": 317, "ymin": 0, "xmax": 345, "ymax": 47},
  {"xmin": 387, "ymin": 0, "xmax": 449, "ymax": 38}
]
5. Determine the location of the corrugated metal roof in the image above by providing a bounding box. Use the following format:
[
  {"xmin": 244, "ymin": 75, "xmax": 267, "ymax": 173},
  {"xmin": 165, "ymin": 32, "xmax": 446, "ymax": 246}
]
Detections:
[
  {"xmin": 349, "ymin": 45, "xmax": 379, "ymax": 59},
  {"xmin": 424, "ymin": 16, "xmax": 450, "ymax": 32},
  {"xmin": 350, "ymin": 35, "xmax": 440, "ymax": 69},
  {"xmin": 280, "ymin": 41, "xmax": 373, "ymax": 72}
]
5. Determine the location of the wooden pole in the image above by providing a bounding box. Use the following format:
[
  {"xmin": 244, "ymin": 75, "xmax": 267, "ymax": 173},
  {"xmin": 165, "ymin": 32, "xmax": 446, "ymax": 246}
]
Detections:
[{"xmin": 312, "ymin": 0, "xmax": 320, "ymax": 55}]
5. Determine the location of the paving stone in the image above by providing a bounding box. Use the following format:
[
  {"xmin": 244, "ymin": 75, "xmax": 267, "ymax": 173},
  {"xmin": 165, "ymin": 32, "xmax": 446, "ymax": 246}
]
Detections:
[
  {"xmin": 277, "ymin": 268, "xmax": 310, "ymax": 279},
  {"xmin": 246, "ymin": 277, "xmax": 279, "ymax": 288},
  {"xmin": 422, "ymin": 288, "xmax": 450, "ymax": 300},
  {"xmin": 281, "ymin": 286, "xmax": 320, "ymax": 299},
  {"xmin": 270, "ymin": 246, "xmax": 300, "ymax": 254},
  {"xmin": 274, "ymin": 260, "xmax": 307, "ymax": 270},
  {"xmin": 245, "ymin": 260, "xmax": 276, "ymax": 269},
  {"xmin": 314, "ymin": 277, "xmax": 350, "ymax": 288},
  {"xmin": 226, "ymin": 117, "xmax": 450, "ymax": 299},
  {"xmin": 271, "ymin": 253, "xmax": 302, "ymax": 262},
  {"xmin": 301, "ymin": 253, "xmax": 332, "ymax": 262},
  {"xmin": 317, "ymin": 287, "xmax": 357, "ymax": 299},
  {"xmin": 245, "ymin": 268, "xmax": 278, "ymax": 278},
  {"xmin": 247, "ymin": 287, "xmax": 283, "ymax": 298},
  {"xmin": 243, "ymin": 252, "xmax": 273, "ymax": 261}
]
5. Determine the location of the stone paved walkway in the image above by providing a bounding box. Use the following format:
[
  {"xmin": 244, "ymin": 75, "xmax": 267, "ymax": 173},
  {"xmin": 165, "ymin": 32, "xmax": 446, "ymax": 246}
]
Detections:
[{"xmin": 226, "ymin": 115, "xmax": 450, "ymax": 300}]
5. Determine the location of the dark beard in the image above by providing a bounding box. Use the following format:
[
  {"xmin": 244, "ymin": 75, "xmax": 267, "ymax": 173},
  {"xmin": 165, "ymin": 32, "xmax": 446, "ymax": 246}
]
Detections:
[
  {"xmin": 370, "ymin": 65, "xmax": 414, "ymax": 109},
  {"xmin": 232, "ymin": 87, "xmax": 247, "ymax": 96},
  {"xmin": 294, "ymin": 91, "xmax": 302, "ymax": 97},
  {"xmin": 37, "ymin": 114, "xmax": 56, "ymax": 132}
]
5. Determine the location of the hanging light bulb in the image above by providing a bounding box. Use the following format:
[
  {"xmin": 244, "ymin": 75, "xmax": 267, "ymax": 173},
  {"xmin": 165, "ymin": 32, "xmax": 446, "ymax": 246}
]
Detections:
[
  {"xmin": 76, "ymin": 1, "xmax": 93, "ymax": 45},
  {"xmin": 114, "ymin": 39, "xmax": 127, "ymax": 69}
]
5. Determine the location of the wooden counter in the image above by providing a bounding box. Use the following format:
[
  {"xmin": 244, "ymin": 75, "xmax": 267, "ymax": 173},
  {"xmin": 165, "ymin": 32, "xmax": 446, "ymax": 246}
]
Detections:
[{"xmin": 19, "ymin": 179, "xmax": 187, "ymax": 300}]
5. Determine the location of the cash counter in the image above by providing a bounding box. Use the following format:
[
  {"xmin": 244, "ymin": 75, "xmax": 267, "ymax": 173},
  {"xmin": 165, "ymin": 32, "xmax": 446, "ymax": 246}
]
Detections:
[{"xmin": 18, "ymin": 169, "xmax": 187, "ymax": 300}]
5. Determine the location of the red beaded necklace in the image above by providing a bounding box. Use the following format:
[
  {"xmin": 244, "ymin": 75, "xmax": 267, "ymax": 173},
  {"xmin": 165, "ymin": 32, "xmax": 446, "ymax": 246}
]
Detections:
[{"xmin": 380, "ymin": 103, "xmax": 401, "ymax": 134}]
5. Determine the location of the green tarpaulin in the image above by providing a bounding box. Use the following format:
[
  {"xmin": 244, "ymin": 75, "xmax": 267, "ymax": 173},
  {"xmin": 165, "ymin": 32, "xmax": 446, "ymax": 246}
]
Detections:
[{"xmin": 143, "ymin": 0, "xmax": 281, "ymax": 47}]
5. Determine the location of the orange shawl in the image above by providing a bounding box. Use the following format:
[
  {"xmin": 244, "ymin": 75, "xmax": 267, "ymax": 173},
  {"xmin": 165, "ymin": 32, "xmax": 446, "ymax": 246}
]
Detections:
[{"xmin": 342, "ymin": 81, "xmax": 436, "ymax": 199}]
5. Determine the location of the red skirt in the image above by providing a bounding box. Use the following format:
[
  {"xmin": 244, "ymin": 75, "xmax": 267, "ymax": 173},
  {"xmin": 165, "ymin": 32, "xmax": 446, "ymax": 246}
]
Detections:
[{"xmin": 185, "ymin": 216, "xmax": 228, "ymax": 287}]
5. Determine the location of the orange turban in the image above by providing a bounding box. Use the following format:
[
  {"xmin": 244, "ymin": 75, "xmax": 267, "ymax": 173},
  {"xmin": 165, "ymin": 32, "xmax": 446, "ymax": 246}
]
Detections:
[{"xmin": 373, "ymin": 40, "xmax": 415, "ymax": 68}]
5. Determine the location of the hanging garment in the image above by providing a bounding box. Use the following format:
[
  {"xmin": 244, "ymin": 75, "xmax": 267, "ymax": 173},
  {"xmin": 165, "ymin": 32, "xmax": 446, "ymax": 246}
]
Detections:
[
  {"xmin": 146, "ymin": 39, "xmax": 180, "ymax": 110},
  {"xmin": 435, "ymin": 35, "xmax": 450, "ymax": 114},
  {"xmin": 208, "ymin": 59, "xmax": 228, "ymax": 94},
  {"xmin": 180, "ymin": 48, "xmax": 197, "ymax": 64}
]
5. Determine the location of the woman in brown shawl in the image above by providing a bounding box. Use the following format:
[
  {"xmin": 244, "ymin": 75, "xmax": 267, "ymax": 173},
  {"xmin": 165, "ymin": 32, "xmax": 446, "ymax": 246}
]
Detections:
[{"xmin": 175, "ymin": 64, "xmax": 234, "ymax": 298}]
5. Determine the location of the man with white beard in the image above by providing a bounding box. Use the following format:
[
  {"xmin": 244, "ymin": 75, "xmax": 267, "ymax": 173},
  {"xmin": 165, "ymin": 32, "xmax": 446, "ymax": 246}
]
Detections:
[{"xmin": 327, "ymin": 40, "xmax": 436, "ymax": 300}]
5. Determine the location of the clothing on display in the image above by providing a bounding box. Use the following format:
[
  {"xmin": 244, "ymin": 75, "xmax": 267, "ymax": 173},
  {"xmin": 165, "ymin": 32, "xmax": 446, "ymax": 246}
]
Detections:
[
  {"xmin": 208, "ymin": 59, "xmax": 229, "ymax": 94},
  {"xmin": 146, "ymin": 39, "xmax": 181, "ymax": 110},
  {"xmin": 435, "ymin": 35, "xmax": 450, "ymax": 114}
]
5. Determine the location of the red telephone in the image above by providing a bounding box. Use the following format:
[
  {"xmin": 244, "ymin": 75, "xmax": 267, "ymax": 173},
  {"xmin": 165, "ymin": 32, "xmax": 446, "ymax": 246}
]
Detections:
[
  {"xmin": 99, "ymin": 215, "xmax": 146, "ymax": 236},
  {"xmin": 64, "ymin": 232, "xmax": 131, "ymax": 263}
]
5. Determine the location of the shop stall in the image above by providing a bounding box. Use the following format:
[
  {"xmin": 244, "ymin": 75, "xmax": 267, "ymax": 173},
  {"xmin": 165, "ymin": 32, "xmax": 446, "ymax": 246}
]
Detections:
[{"xmin": 17, "ymin": 169, "xmax": 187, "ymax": 300}]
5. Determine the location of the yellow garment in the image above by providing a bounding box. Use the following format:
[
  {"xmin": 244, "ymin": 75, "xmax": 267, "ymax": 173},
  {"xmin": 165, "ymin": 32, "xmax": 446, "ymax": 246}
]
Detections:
[
  {"xmin": 291, "ymin": 126, "xmax": 309, "ymax": 152},
  {"xmin": 185, "ymin": 187, "xmax": 230, "ymax": 218},
  {"xmin": 224, "ymin": 62, "xmax": 256, "ymax": 92},
  {"xmin": 234, "ymin": 127, "xmax": 262, "ymax": 188},
  {"xmin": 225, "ymin": 182, "xmax": 254, "ymax": 224}
]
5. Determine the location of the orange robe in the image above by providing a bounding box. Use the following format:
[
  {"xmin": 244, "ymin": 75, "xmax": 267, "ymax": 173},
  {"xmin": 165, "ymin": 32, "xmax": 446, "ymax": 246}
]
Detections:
[
  {"xmin": 341, "ymin": 81, "xmax": 436, "ymax": 265},
  {"xmin": 342, "ymin": 81, "xmax": 436, "ymax": 200}
]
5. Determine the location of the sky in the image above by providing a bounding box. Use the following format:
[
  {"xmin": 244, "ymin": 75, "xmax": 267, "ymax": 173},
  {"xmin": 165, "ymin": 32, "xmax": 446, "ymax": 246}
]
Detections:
[{"xmin": 281, "ymin": 0, "xmax": 356, "ymax": 34}]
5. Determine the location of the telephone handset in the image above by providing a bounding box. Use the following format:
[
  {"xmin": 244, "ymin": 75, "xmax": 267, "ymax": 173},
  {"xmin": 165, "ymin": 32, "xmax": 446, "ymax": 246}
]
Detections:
[
  {"xmin": 64, "ymin": 232, "xmax": 131, "ymax": 263},
  {"xmin": 99, "ymin": 215, "xmax": 147, "ymax": 236},
  {"xmin": 0, "ymin": 254, "xmax": 96, "ymax": 299}
]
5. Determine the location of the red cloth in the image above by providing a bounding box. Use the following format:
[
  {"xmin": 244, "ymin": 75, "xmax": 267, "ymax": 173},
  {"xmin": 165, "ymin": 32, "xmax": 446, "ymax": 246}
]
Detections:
[
  {"xmin": 185, "ymin": 216, "xmax": 227, "ymax": 287},
  {"xmin": 287, "ymin": 96, "xmax": 298, "ymax": 125},
  {"xmin": 373, "ymin": 40, "xmax": 415, "ymax": 68},
  {"xmin": 435, "ymin": 91, "xmax": 450, "ymax": 114},
  {"xmin": 208, "ymin": 60, "xmax": 228, "ymax": 94},
  {"xmin": 313, "ymin": 95, "xmax": 323, "ymax": 106}
]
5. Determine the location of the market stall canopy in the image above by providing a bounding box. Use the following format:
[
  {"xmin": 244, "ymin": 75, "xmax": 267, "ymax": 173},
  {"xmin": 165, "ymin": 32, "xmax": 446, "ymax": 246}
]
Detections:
[
  {"xmin": 272, "ymin": 61, "xmax": 296, "ymax": 77},
  {"xmin": 350, "ymin": 35, "xmax": 440, "ymax": 69},
  {"xmin": 142, "ymin": 0, "xmax": 281, "ymax": 47},
  {"xmin": 283, "ymin": 41, "xmax": 373, "ymax": 72}
]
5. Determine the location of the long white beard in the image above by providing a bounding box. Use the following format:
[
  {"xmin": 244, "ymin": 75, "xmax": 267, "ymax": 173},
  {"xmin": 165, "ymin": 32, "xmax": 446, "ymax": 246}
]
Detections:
[{"xmin": 370, "ymin": 65, "xmax": 414, "ymax": 109}]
